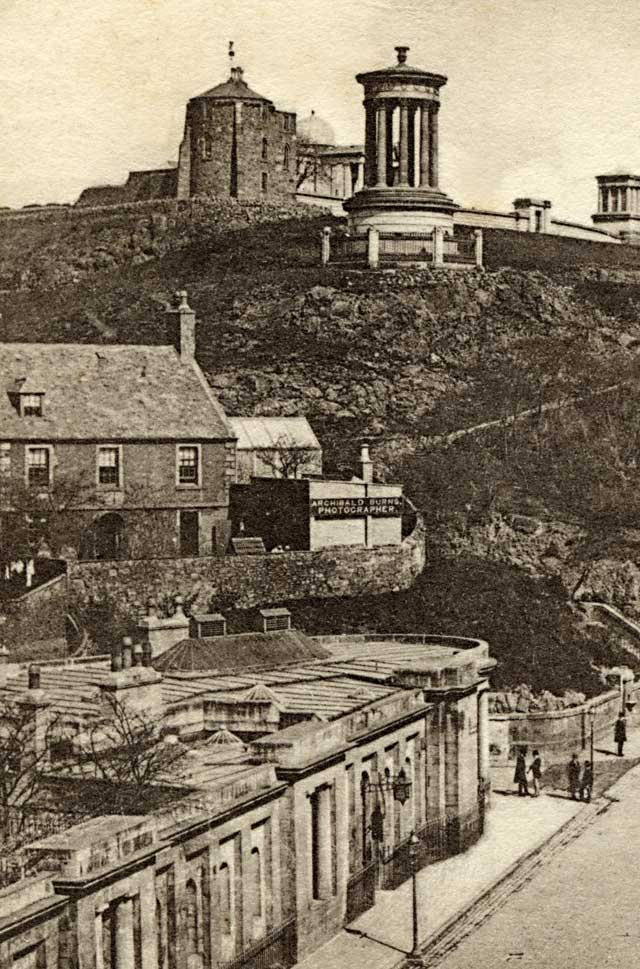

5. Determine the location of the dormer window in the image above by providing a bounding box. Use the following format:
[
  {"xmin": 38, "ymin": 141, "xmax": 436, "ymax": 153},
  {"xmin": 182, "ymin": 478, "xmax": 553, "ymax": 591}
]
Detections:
[
  {"xmin": 10, "ymin": 379, "xmax": 45, "ymax": 417},
  {"xmin": 21, "ymin": 394, "xmax": 43, "ymax": 417}
]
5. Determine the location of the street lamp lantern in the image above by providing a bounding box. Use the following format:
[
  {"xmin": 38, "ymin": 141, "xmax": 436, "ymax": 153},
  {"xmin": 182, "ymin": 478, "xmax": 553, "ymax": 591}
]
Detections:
[
  {"xmin": 408, "ymin": 830, "xmax": 423, "ymax": 966},
  {"xmin": 393, "ymin": 766, "xmax": 411, "ymax": 806}
]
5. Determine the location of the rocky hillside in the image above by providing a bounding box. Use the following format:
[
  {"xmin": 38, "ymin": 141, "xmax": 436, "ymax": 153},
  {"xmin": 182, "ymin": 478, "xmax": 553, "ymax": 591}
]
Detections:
[
  {"xmin": 3, "ymin": 207, "xmax": 639, "ymax": 465},
  {"xmin": 5, "ymin": 206, "xmax": 640, "ymax": 682}
]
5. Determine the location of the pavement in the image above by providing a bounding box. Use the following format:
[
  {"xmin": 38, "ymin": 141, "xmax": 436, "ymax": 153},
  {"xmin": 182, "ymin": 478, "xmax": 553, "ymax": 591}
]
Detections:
[{"xmin": 296, "ymin": 724, "xmax": 640, "ymax": 969}]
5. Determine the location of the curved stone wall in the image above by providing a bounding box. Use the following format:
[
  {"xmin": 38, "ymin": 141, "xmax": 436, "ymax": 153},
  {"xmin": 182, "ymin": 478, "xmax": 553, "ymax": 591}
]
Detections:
[{"xmin": 489, "ymin": 681, "xmax": 640, "ymax": 767}]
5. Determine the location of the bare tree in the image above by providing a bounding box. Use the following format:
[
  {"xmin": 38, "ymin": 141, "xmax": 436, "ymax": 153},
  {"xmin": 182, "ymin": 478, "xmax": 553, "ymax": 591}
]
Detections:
[
  {"xmin": 81, "ymin": 694, "xmax": 186, "ymax": 788},
  {"xmin": 0, "ymin": 697, "xmax": 60, "ymax": 840},
  {"xmin": 0, "ymin": 472, "xmax": 93, "ymax": 576},
  {"xmin": 296, "ymin": 141, "xmax": 333, "ymax": 192},
  {"xmin": 259, "ymin": 433, "xmax": 318, "ymax": 479}
]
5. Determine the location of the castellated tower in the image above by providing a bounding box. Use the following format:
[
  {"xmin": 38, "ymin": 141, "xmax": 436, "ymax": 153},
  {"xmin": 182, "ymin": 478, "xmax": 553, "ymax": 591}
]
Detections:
[{"xmin": 177, "ymin": 47, "xmax": 297, "ymax": 201}]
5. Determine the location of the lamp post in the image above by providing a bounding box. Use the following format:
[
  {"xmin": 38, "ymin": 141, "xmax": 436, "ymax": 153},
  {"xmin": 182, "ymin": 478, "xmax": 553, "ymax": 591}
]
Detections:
[
  {"xmin": 407, "ymin": 830, "xmax": 423, "ymax": 966},
  {"xmin": 587, "ymin": 705, "xmax": 595, "ymax": 779}
]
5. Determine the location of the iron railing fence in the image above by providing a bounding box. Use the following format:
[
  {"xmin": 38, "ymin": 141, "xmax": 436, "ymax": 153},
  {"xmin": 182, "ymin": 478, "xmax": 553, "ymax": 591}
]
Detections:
[
  {"xmin": 379, "ymin": 233, "xmax": 434, "ymax": 262},
  {"xmin": 221, "ymin": 917, "xmax": 297, "ymax": 969},
  {"xmin": 443, "ymin": 230, "xmax": 477, "ymax": 266},
  {"xmin": 378, "ymin": 804, "xmax": 484, "ymax": 891},
  {"xmin": 345, "ymin": 859, "xmax": 378, "ymax": 924},
  {"xmin": 333, "ymin": 236, "xmax": 368, "ymax": 261}
]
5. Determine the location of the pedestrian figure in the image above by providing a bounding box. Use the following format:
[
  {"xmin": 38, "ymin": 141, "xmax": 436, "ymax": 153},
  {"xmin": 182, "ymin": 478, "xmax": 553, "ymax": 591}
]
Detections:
[
  {"xmin": 528, "ymin": 749, "xmax": 542, "ymax": 797},
  {"xmin": 580, "ymin": 761, "xmax": 593, "ymax": 802},
  {"xmin": 615, "ymin": 712, "xmax": 627, "ymax": 757},
  {"xmin": 514, "ymin": 749, "xmax": 529, "ymax": 796},
  {"xmin": 567, "ymin": 753, "xmax": 581, "ymax": 800}
]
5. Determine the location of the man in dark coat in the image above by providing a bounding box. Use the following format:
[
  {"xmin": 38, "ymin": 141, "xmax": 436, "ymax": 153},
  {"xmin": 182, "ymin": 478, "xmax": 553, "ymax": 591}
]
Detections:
[
  {"xmin": 514, "ymin": 750, "xmax": 529, "ymax": 796},
  {"xmin": 567, "ymin": 753, "xmax": 581, "ymax": 799},
  {"xmin": 615, "ymin": 713, "xmax": 627, "ymax": 757},
  {"xmin": 528, "ymin": 749, "xmax": 543, "ymax": 797}
]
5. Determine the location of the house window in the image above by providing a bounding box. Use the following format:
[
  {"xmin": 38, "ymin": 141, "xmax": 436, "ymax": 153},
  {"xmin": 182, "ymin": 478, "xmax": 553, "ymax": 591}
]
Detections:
[
  {"xmin": 283, "ymin": 145, "xmax": 290, "ymax": 171},
  {"xmin": 21, "ymin": 394, "xmax": 43, "ymax": 417},
  {"xmin": 261, "ymin": 172, "xmax": 268, "ymax": 193},
  {"xmin": 262, "ymin": 138, "xmax": 268, "ymax": 161},
  {"xmin": 26, "ymin": 447, "xmax": 51, "ymax": 487},
  {"xmin": 177, "ymin": 446, "xmax": 200, "ymax": 486},
  {"xmin": 97, "ymin": 446, "xmax": 121, "ymax": 487}
]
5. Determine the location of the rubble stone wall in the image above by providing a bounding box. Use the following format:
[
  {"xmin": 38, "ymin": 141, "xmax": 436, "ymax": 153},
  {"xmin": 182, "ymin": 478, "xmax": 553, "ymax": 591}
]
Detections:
[{"xmin": 67, "ymin": 516, "xmax": 426, "ymax": 614}]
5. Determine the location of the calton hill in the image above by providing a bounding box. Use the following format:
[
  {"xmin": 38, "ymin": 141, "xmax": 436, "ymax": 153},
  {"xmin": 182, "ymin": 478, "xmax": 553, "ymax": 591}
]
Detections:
[{"xmin": 3, "ymin": 198, "xmax": 640, "ymax": 697}]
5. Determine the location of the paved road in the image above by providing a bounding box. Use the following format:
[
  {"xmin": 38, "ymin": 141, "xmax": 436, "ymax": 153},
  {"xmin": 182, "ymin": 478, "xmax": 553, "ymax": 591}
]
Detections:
[{"xmin": 432, "ymin": 762, "xmax": 640, "ymax": 969}]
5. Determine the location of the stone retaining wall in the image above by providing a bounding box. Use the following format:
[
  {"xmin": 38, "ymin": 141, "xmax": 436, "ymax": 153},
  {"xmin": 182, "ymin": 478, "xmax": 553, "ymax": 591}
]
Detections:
[
  {"xmin": 489, "ymin": 680, "xmax": 640, "ymax": 767},
  {"xmin": 68, "ymin": 516, "xmax": 426, "ymax": 614}
]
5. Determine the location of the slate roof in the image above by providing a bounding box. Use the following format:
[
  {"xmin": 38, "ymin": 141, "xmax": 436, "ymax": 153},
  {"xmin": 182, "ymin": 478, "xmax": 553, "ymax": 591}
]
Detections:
[
  {"xmin": 154, "ymin": 629, "xmax": 331, "ymax": 674},
  {"xmin": 194, "ymin": 74, "xmax": 271, "ymax": 104},
  {"xmin": 0, "ymin": 344, "xmax": 233, "ymax": 441},
  {"xmin": 229, "ymin": 416, "xmax": 321, "ymax": 452}
]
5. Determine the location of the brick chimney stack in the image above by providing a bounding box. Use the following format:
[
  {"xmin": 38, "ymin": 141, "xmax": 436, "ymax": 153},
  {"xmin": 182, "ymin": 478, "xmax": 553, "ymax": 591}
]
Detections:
[{"xmin": 167, "ymin": 291, "xmax": 196, "ymax": 360}]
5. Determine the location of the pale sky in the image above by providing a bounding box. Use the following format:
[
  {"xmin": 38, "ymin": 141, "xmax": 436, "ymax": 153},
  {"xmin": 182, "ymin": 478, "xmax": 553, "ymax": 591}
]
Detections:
[{"xmin": 3, "ymin": 0, "xmax": 640, "ymax": 222}]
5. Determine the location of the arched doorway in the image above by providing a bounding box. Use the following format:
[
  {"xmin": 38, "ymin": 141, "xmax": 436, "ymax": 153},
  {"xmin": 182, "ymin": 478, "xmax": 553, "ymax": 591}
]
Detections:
[{"xmin": 94, "ymin": 513, "xmax": 125, "ymax": 561}]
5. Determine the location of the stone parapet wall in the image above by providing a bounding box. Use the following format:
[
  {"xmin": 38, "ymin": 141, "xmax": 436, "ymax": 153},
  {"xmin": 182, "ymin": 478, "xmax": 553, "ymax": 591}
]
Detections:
[
  {"xmin": 489, "ymin": 681, "xmax": 640, "ymax": 767},
  {"xmin": 68, "ymin": 515, "xmax": 426, "ymax": 614},
  {"xmin": 483, "ymin": 226, "xmax": 640, "ymax": 272}
]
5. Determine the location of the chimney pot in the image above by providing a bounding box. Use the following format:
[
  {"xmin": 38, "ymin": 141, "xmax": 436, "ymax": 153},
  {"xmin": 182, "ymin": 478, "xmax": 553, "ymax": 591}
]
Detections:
[
  {"xmin": 132, "ymin": 643, "xmax": 144, "ymax": 667},
  {"xmin": 122, "ymin": 637, "xmax": 133, "ymax": 670},
  {"xmin": 360, "ymin": 442, "xmax": 374, "ymax": 483},
  {"xmin": 174, "ymin": 596, "xmax": 186, "ymax": 617},
  {"xmin": 28, "ymin": 664, "xmax": 41, "ymax": 690}
]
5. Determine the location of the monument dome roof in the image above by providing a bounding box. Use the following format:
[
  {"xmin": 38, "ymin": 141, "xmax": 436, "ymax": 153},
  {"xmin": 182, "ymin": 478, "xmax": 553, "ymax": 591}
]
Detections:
[{"xmin": 298, "ymin": 110, "xmax": 336, "ymax": 146}]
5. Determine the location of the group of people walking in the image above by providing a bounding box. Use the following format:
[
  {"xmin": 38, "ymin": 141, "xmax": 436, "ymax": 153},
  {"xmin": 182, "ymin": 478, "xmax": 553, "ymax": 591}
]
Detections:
[
  {"xmin": 513, "ymin": 749, "xmax": 543, "ymax": 797},
  {"xmin": 567, "ymin": 754, "xmax": 593, "ymax": 802},
  {"xmin": 513, "ymin": 713, "xmax": 629, "ymax": 802}
]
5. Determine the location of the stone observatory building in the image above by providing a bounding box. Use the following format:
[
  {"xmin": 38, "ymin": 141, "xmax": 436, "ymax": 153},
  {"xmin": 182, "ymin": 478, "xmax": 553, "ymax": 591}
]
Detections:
[{"xmin": 177, "ymin": 47, "xmax": 298, "ymax": 201}]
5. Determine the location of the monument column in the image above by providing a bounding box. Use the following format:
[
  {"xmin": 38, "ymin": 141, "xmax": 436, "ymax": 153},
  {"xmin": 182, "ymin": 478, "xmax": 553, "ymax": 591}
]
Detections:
[
  {"xmin": 428, "ymin": 104, "xmax": 440, "ymax": 188},
  {"xmin": 364, "ymin": 101, "xmax": 377, "ymax": 186},
  {"xmin": 407, "ymin": 102, "xmax": 416, "ymax": 186},
  {"xmin": 398, "ymin": 99, "xmax": 410, "ymax": 185},
  {"xmin": 375, "ymin": 102, "xmax": 388, "ymax": 187},
  {"xmin": 419, "ymin": 104, "xmax": 430, "ymax": 187}
]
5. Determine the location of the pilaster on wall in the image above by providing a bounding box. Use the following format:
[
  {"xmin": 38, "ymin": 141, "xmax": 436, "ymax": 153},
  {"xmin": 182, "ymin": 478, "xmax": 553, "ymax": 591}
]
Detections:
[
  {"xmin": 425, "ymin": 705, "xmax": 446, "ymax": 822},
  {"xmin": 443, "ymin": 692, "xmax": 480, "ymax": 818}
]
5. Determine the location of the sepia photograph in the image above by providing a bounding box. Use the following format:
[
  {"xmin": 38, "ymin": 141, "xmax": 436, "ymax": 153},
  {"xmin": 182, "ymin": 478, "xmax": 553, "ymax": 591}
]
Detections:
[{"xmin": 2, "ymin": 1, "xmax": 640, "ymax": 966}]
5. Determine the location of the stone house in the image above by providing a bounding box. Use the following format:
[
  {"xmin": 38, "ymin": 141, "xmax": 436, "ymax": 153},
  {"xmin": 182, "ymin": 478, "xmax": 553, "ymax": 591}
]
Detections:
[
  {"xmin": 0, "ymin": 630, "xmax": 494, "ymax": 969},
  {"xmin": 0, "ymin": 294, "xmax": 236, "ymax": 562}
]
